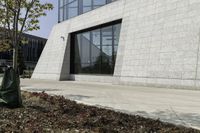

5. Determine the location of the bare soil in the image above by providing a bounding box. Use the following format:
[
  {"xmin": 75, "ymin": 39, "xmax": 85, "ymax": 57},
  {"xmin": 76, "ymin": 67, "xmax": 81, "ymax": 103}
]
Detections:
[{"xmin": 0, "ymin": 91, "xmax": 199, "ymax": 133}]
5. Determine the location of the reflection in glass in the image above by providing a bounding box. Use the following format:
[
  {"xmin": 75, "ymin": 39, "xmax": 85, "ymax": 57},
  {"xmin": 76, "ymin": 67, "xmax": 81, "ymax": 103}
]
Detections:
[
  {"xmin": 91, "ymin": 29, "xmax": 101, "ymax": 73},
  {"xmin": 58, "ymin": 0, "xmax": 117, "ymax": 22},
  {"xmin": 68, "ymin": 1, "xmax": 78, "ymax": 19},
  {"xmin": 93, "ymin": 0, "xmax": 106, "ymax": 9},
  {"xmin": 102, "ymin": 26, "xmax": 112, "ymax": 46},
  {"xmin": 81, "ymin": 33, "xmax": 90, "ymax": 65},
  {"xmin": 71, "ymin": 23, "xmax": 121, "ymax": 75},
  {"xmin": 83, "ymin": 0, "xmax": 92, "ymax": 13},
  {"xmin": 59, "ymin": 7, "xmax": 63, "ymax": 22}
]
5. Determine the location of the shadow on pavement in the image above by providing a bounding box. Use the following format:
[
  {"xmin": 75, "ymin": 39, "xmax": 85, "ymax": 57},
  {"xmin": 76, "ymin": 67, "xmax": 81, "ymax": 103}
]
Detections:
[
  {"xmin": 134, "ymin": 110, "xmax": 200, "ymax": 129},
  {"xmin": 22, "ymin": 88, "xmax": 61, "ymax": 92},
  {"xmin": 65, "ymin": 94, "xmax": 93, "ymax": 101},
  {"xmin": 93, "ymin": 105, "xmax": 200, "ymax": 129}
]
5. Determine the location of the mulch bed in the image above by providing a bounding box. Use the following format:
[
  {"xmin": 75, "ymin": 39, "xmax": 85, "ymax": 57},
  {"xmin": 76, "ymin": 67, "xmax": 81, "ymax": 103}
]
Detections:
[{"xmin": 0, "ymin": 91, "xmax": 199, "ymax": 133}]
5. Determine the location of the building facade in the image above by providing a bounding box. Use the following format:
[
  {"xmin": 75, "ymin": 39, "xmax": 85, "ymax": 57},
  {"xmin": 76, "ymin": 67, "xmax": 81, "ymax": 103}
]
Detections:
[
  {"xmin": 32, "ymin": 0, "xmax": 200, "ymax": 89},
  {"xmin": 0, "ymin": 34, "xmax": 46, "ymax": 70}
]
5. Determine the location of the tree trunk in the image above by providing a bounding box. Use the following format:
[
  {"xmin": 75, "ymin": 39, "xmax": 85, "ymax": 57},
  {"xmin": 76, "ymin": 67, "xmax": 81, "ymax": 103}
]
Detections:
[
  {"xmin": 12, "ymin": 30, "xmax": 18, "ymax": 72},
  {"xmin": 13, "ymin": 12, "xmax": 18, "ymax": 72},
  {"xmin": 13, "ymin": 46, "xmax": 18, "ymax": 72}
]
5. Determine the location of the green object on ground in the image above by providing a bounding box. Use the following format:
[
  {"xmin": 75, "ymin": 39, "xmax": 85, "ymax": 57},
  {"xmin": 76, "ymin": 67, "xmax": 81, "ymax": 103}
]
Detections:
[{"xmin": 0, "ymin": 67, "xmax": 22, "ymax": 108}]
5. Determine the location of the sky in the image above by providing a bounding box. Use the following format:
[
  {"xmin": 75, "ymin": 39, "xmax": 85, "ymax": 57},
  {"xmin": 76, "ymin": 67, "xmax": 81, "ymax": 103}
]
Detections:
[{"xmin": 28, "ymin": 0, "xmax": 58, "ymax": 39}]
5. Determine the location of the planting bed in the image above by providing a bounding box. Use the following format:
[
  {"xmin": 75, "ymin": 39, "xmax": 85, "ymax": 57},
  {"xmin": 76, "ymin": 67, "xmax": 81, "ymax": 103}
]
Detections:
[{"xmin": 0, "ymin": 91, "xmax": 199, "ymax": 133}]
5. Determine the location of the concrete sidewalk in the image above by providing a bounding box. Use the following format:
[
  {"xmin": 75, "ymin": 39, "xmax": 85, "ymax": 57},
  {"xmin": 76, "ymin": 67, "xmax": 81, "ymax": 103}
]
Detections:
[{"xmin": 21, "ymin": 79, "xmax": 200, "ymax": 130}]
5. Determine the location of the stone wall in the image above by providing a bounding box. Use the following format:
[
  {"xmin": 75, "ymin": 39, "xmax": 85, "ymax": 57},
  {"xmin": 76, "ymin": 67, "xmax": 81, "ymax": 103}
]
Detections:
[
  {"xmin": 116, "ymin": 0, "xmax": 200, "ymax": 89},
  {"xmin": 32, "ymin": 0, "xmax": 200, "ymax": 89}
]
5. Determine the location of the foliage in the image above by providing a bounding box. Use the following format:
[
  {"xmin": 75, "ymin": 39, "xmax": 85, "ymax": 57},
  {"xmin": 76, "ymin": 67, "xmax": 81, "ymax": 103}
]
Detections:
[
  {"xmin": 0, "ymin": 28, "xmax": 11, "ymax": 52},
  {"xmin": 0, "ymin": 0, "xmax": 53, "ymax": 70}
]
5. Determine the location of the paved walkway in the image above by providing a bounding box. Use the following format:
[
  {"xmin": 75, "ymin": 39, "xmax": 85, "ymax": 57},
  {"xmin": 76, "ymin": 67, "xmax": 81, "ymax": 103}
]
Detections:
[{"xmin": 21, "ymin": 79, "xmax": 200, "ymax": 130}]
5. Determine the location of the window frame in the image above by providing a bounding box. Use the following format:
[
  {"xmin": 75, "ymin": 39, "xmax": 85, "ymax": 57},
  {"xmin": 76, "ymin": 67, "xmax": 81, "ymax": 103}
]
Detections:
[
  {"xmin": 58, "ymin": 0, "xmax": 117, "ymax": 22},
  {"xmin": 70, "ymin": 20, "xmax": 122, "ymax": 75}
]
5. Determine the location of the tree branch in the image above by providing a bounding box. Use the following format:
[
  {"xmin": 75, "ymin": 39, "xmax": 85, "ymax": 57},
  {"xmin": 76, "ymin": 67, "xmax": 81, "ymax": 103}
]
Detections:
[
  {"xmin": 18, "ymin": 0, "xmax": 35, "ymax": 41},
  {"xmin": 5, "ymin": 3, "xmax": 12, "ymax": 47},
  {"xmin": 16, "ymin": 0, "xmax": 22, "ymax": 44}
]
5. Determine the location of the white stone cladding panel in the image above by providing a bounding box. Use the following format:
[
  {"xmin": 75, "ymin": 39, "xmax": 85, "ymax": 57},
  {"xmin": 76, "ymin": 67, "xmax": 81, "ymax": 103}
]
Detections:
[
  {"xmin": 33, "ymin": 0, "xmax": 200, "ymax": 89},
  {"xmin": 32, "ymin": 22, "xmax": 71, "ymax": 80},
  {"xmin": 114, "ymin": 0, "xmax": 200, "ymax": 89}
]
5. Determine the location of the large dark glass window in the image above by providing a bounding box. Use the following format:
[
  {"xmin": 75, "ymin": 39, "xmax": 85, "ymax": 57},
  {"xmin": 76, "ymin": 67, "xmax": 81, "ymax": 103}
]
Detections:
[
  {"xmin": 58, "ymin": 0, "xmax": 117, "ymax": 22},
  {"xmin": 71, "ymin": 23, "xmax": 121, "ymax": 75}
]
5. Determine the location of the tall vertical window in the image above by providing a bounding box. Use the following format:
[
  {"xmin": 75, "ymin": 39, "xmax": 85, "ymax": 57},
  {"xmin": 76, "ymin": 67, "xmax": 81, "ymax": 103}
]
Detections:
[
  {"xmin": 93, "ymin": 0, "xmax": 106, "ymax": 9},
  {"xmin": 58, "ymin": 0, "xmax": 117, "ymax": 22},
  {"xmin": 68, "ymin": 0, "xmax": 78, "ymax": 18},
  {"xmin": 71, "ymin": 22, "xmax": 121, "ymax": 75},
  {"xmin": 83, "ymin": 0, "xmax": 92, "ymax": 13}
]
